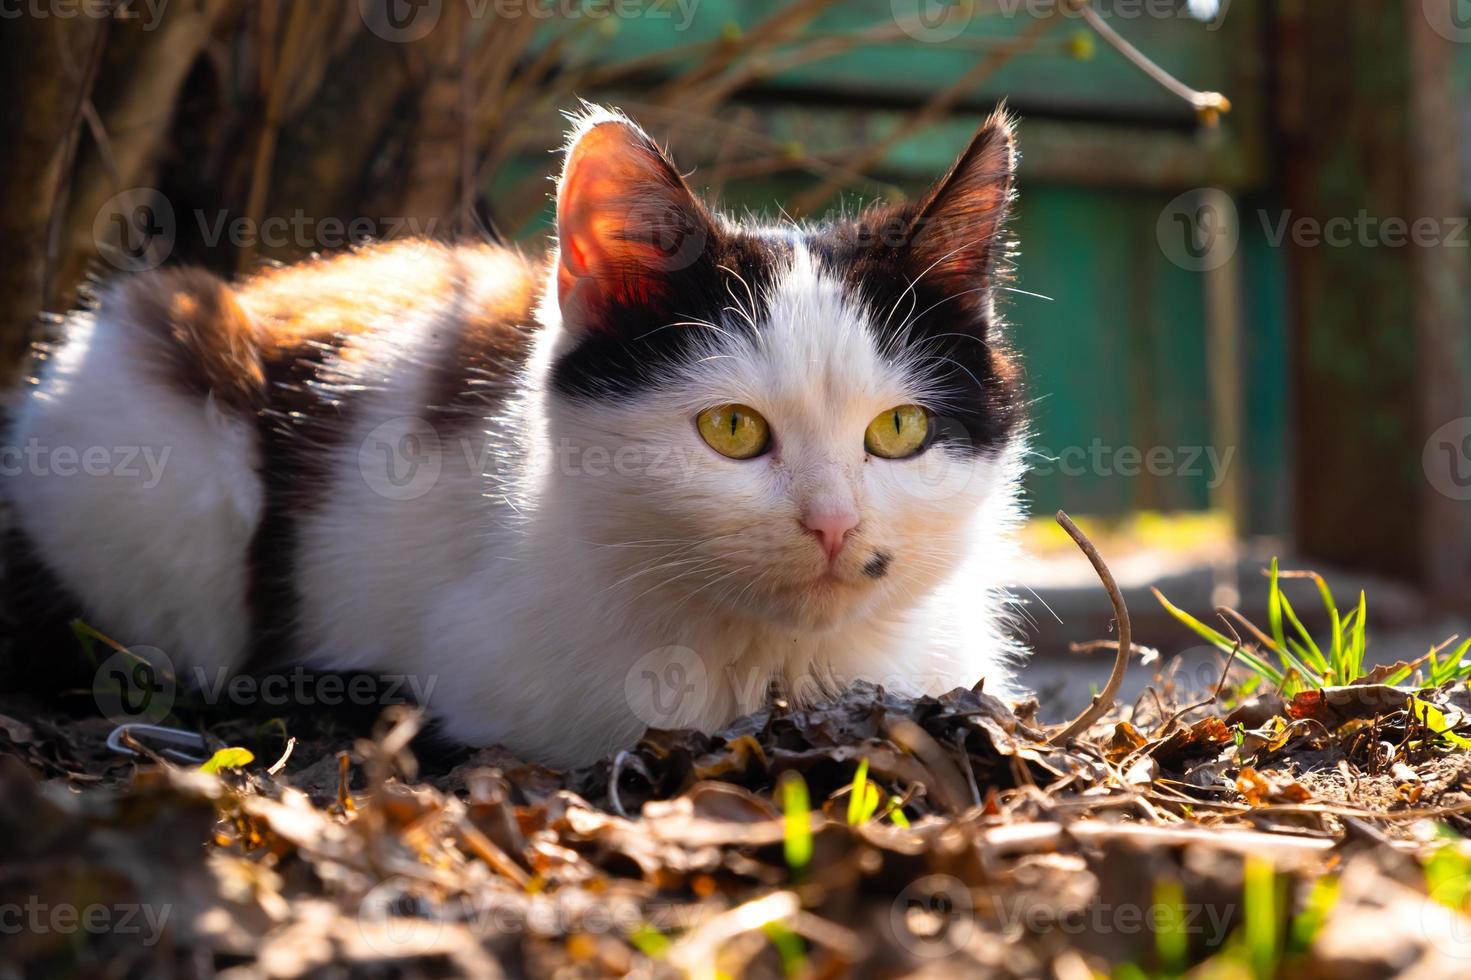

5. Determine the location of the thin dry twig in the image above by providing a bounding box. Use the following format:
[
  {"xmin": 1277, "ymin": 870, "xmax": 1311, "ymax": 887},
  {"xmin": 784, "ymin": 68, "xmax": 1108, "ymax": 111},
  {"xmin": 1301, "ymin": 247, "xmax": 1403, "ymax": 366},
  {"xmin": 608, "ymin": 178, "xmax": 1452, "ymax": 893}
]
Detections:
[
  {"xmin": 1146, "ymin": 634, "xmax": 1242, "ymax": 742},
  {"xmin": 1066, "ymin": 0, "xmax": 1231, "ymax": 124},
  {"xmin": 267, "ymin": 736, "xmax": 296, "ymax": 776},
  {"xmin": 1050, "ymin": 510, "xmax": 1131, "ymax": 745}
]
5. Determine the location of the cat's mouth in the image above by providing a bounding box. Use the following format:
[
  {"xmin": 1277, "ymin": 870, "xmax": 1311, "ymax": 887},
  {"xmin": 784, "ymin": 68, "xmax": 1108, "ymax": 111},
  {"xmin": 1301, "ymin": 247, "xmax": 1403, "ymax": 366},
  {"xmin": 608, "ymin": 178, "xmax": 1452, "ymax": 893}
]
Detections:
[{"xmin": 805, "ymin": 557, "xmax": 886, "ymax": 593}]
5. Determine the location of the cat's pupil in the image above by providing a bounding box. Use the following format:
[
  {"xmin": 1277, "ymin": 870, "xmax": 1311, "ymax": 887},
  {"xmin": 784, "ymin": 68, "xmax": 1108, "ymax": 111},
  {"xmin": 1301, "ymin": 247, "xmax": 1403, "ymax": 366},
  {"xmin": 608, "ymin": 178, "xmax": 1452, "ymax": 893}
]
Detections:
[
  {"xmin": 730, "ymin": 412, "xmax": 740, "ymax": 436},
  {"xmin": 892, "ymin": 411, "xmax": 902, "ymax": 434}
]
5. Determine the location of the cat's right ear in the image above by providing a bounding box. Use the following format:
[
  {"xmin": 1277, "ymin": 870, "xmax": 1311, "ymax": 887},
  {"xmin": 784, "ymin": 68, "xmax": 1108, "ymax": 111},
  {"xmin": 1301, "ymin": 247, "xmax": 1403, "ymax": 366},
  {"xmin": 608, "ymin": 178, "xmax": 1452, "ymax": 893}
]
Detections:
[
  {"xmin": 899, "ymin": 108, "xmax": 1016, "ymax": 309},
  {"xmin": 555, "ymin": 111, "xmax": 713, "ymax": 334}
]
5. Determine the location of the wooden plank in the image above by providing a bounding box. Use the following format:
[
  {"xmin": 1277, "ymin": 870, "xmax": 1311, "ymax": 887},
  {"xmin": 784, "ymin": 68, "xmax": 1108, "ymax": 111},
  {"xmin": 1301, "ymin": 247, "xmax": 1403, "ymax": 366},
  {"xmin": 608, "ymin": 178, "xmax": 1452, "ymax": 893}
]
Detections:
[
  {"xmin": 1238, "ymin": 203, "xmax": 1291, "ymax": 537},
  {"xmin": 1277, "ymin": 0, "xmax": 1470, "ymax": 589},
  {"xmin": 1406, "ymin": 2, "xmax": 1471, "ymax": 600}
]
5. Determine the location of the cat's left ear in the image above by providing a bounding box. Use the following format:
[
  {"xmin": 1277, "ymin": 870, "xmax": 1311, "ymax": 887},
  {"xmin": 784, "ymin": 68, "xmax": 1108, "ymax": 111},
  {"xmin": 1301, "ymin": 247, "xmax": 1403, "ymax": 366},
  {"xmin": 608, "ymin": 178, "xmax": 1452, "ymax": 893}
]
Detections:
[
  {"xmin": 555, "ymin": 110, "xmax": 714, "ymax": 333},
  {"xmin": 903, "ymin": 108, "xmax": 1016, "ymax": 300}
]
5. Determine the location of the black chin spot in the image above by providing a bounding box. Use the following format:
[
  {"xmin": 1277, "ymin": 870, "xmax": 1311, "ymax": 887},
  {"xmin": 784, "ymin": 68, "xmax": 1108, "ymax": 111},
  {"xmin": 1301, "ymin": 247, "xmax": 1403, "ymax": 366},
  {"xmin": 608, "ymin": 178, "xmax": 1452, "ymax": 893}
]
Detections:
[{"xmin": 862, "ymin": 551, "xmax": 892, "ymax": 579}]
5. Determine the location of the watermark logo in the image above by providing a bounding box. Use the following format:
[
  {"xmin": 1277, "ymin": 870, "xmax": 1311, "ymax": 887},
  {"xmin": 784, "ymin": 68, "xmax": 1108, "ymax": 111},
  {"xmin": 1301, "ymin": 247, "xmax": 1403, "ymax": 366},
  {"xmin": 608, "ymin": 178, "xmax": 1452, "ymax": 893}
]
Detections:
[
  {"xmin": 358, "ymin": 876, "xmax": 446, "ymax": 954},
  {"xmin": 359, "ymin": 416, "xmax": 444, "ymax": 502},
  {"xmin": 1425, "ymin": 0, "xmax": 1471, "ymax": 43},
  {"xmin": 359, "ymin": 0, "xmax": 441, "ymax": 42},
  {"xmin": 94, "ymin": 187, "xmax": 176, "ymax": 272},
  {"xmin": 1424, "ymin": 417, "xmax": 1471, "ymax": 501},
  {"xmin": 892, "ymin": 0, "xmax": 974, "ymax": 43},
  {"xmin": 625, "ymin": 646, "xmax": 709, "ymax": 729},
  {"xmin": 890, "ymin": 874, "xmax": 975, "ymax": 958},
  {"xmin": 93, "ymin": 645, "xmax": 176, "ymax": 726},
  {"xmin": 623, "ymin": 199, "xmax": 709, "ymax": 274},
  {"xmin": 1158, "ymin": 188, "xmax": 1238, "ymax": 272},
  {"xmin": 907, "ymin": 429, "xmax": 980, "ymax": 503}
]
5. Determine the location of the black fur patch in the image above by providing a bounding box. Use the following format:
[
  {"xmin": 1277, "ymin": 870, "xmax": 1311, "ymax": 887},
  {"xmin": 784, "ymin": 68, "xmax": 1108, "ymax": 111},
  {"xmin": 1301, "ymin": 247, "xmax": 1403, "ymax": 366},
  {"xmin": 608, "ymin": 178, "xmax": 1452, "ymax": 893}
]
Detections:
[
  {"xmin": 862, "ymin": 551, "xmax": 893, "ymax": 579},
  {"xmin": 809, "ymin": 213, "xmax": 1023, "ymax": 458},
  {"xmin": 549, "ymin": 232, "xmax": 788, "ymax": 399},
  {"xmin": 243, "ymin": 332, "xmax": 356, "ymax": 672}
]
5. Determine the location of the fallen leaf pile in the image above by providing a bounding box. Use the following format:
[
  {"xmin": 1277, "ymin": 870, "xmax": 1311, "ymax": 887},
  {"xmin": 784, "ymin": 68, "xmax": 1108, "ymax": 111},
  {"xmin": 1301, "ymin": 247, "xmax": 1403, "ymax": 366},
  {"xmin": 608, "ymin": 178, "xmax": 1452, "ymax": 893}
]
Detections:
[{"xmin": 5, "ymin": 669, "xmax": 1471, "ymax": 978}]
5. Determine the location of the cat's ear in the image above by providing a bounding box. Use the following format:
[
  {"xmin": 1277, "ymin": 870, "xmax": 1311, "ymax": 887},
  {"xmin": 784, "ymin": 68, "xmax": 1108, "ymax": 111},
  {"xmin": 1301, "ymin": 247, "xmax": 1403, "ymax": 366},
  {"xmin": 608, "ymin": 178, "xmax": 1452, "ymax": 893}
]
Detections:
[
  {"xmin": 903, "ymin": 108, "xmax": 1016, "ymax": 300},
  {"xmin": 555, "ymin": 110, "xmax": 713, "ymax": 333}
]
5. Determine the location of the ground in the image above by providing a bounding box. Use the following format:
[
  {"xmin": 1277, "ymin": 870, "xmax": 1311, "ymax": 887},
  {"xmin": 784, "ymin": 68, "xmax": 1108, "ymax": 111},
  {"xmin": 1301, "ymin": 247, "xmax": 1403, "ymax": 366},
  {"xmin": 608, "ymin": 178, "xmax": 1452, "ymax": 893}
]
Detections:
[{"xmin": 4, "ymin": 525, "xmax": 1471, "ymax": 977}]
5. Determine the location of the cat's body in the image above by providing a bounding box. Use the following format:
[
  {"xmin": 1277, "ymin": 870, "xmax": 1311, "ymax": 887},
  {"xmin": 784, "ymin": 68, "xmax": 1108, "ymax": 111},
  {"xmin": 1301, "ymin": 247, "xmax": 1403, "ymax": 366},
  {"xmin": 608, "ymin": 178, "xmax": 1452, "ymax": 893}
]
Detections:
[{"xmin": 6, "ymin": 107, "xmax": 1029, "ymax": 766}]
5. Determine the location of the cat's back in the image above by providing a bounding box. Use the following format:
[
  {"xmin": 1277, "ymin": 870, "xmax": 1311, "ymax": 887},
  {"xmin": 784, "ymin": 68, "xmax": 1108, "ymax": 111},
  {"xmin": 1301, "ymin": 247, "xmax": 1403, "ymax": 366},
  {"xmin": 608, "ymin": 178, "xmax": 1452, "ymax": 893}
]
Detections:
[
  {"xmin": 238, "ymin": 239, "xmax": 539, "ymax": 402},
  {"xmin": 6, "ymin": 238, "xmax": 543, "ymax": 673}
]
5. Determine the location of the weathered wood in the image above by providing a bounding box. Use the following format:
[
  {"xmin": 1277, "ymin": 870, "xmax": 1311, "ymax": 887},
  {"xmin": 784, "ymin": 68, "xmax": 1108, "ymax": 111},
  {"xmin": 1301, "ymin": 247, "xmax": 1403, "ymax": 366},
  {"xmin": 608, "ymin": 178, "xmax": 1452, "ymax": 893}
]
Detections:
[
  {"xmin": 1406, "ymin": 1, "xmax": 1471, "ymax": 600},
  {"xmin": 1277, "ymin": 0, "xmax": 1468, "ymax": 588}
]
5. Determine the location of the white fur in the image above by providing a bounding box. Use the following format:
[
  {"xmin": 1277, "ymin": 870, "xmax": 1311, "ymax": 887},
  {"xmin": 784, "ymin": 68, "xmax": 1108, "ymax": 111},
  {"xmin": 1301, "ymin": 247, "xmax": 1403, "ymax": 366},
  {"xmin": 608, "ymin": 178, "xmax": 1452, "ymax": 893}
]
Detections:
[
  {"xmin": 7, "ymin": 126, "xmax": 1027, "ymax": 769},
  {"xmin": 7, "ymin": 300, "xmax": 261, "ymax": 668},
  {"xmin": 413, "ymin": 243, "xmax": 1026, "ymax": 764}
]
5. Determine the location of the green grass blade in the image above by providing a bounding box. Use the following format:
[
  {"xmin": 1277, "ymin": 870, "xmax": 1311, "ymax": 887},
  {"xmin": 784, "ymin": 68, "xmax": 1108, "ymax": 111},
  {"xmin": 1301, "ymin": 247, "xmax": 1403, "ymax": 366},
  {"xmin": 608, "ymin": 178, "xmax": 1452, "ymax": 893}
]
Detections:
[
  {"xmin": 846, "ymin": 759, "xmax": 881, "ymax": 825},
  {"xmin": 880, "ymin": 797, "xmax": 910, "ymax": 827},
  {"xmin": 1153, "ymin": 878, "xmax": 1189, "ymax": 976},
  {"xmin": 1379, "ymin": 663, "xmax": 1418, "ymax": 687},
  {"xmin": 1154, "ymin": 589, "xmax": 1236, "ymax": 651},
  {"xmin": 1155, "ymin": 588, "xmax": 1286, "ymax": 689},
  {"xmin": 1430, "ymin": 637, "xmax": 1471, "ymax": 686},
  {"xmin": 1283, "ymin": 638, "xmax": 1326, "ymax": 689},
  {"xmin": 1351, "ymin": 591, "xmax": 1367, "ymax": 679},
  {"xmin": 1244, "ymin": 855, "xmax": 1281, "ymax": 980},
  {"xmin": 1289, "ymin": 875, "xmax": 1340, "ymax": 954},
  {"xmin": 1279, "ymin": 591, "xmax": 1328, "ymax": 676},
  {"xmin": 1231, "ymin": 646, "xmax": 1291, "ymax": 688},
  {"xmin": 779, "ymin": 772, "xmax": 812, "ymax": 875},
  {"xmin": 1311, "ymin": 573, "xmax": 1344, "ymax": 681},
  {"xmin": 761, "ymin": 921, "xmax": 807, "ymax": 978},
  {"xmin": 1412, "ymin": 697, "xmax": 1471, "ymax": 750},
  {"xmin": 1267, "ymin": 559, "xmax": 1289, "ymax": 655}
]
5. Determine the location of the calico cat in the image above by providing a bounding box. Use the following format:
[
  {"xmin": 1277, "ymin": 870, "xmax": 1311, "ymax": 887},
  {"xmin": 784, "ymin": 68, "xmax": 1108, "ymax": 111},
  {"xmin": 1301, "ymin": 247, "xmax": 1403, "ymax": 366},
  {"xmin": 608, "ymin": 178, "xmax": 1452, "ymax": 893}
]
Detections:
[{"xmin": 5, "ymin": 106, "xmax": 1027, "ymax": 766}]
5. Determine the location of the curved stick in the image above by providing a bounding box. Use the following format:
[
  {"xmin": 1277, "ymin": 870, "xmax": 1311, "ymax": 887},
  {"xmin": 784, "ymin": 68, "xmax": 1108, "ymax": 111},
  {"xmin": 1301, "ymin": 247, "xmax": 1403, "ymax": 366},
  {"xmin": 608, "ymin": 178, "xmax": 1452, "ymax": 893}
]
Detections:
[{"xmin": 1049, "ymin": 510, "xmax": 1132, "ymax": 745}]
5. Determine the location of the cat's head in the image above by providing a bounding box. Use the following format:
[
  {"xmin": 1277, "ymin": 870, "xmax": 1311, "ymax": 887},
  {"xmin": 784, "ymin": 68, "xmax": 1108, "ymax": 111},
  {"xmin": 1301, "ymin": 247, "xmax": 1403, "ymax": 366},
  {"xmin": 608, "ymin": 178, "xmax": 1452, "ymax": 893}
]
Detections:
[{"xmin": 539, "ymin": 105, "xmax": 1024, "ymax": 631}]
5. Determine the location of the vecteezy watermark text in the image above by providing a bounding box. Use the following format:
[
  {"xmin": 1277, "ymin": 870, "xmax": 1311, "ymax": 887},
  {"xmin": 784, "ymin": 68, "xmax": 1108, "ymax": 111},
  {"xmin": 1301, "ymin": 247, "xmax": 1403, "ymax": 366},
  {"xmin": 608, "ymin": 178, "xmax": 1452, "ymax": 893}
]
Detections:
[
  {"xmin": 893, "ymin": 0, "xmax": 1228, "ymax": 44},
  {"xmin": 1159, "ymin": 188, "xmax": 1471, "ymax": 272},
  {"xmin": 1030, "ymin": 441, "xmax": 1236, "ymax": 489},
  {"xmin": 190, "ymin": 667, "xmax": 438, "ymax": 710},
  {"xmin": 0, "ymin": 0, "xmax": 168, "ymax": 29},
  {"xmin": 358, "ymin": 0, "xmax": 702, "ymax": 43},
  {"xmin": 994, "ymin": 894, "xmax": 1235, "ymax": 945},
  {"xmin": 0, "ymin": 898, "xmax": 171, "ymax": 946},
  {"xmin": 1, "ymin": 440, "xmax": 170, "ymax": 488},
  {"xmin": 1259, "ymin": 210, "xmax": 1471, "ymax": 250},
  {"xmin": 93, "ymin": 645, "xmax": 438, "ymax": 726},
  {"xmin": 94, "ymin": 188, "xmax": 444, "ymax": 273},
  {"xmin": 356, "ymin": 874, "xmax": 705, "ymax": 955}
]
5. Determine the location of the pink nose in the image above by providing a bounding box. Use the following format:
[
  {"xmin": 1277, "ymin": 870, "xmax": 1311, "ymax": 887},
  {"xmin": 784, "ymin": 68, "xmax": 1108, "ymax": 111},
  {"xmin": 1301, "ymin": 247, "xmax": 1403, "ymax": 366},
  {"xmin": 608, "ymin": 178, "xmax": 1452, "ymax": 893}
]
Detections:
[{"xmin": 801, "ymin": 508, "xmax": 859, "ymax": 561}]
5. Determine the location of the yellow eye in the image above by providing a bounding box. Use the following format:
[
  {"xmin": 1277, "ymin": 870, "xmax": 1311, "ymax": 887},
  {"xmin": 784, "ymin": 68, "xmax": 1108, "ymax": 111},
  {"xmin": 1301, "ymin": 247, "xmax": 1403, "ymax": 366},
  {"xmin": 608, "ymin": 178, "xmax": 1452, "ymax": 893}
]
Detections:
[
  {"xmin": 696, "ymin": 403, "xmax": 771, "ymax": 459},
  {"xmin": 865, "ymin": 405, "xmax": 929, "ymax": 459}
]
